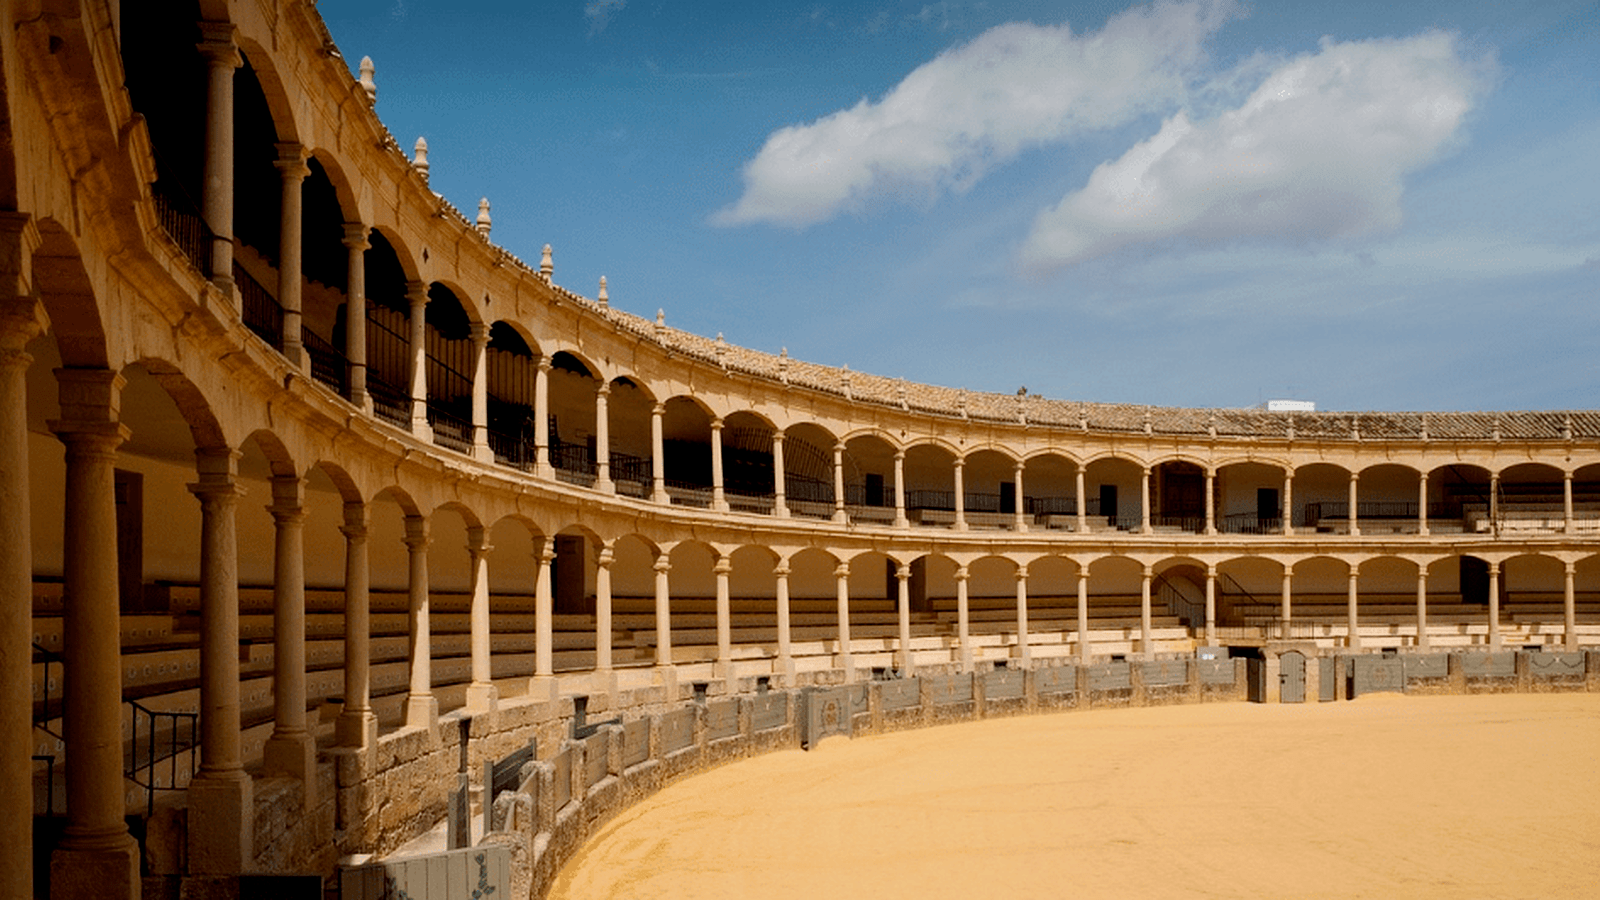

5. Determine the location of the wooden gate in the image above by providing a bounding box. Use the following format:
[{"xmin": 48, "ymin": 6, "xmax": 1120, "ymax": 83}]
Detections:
[{"xmin": 1279, "ymin": 651, "xmax": 1306, "ymax": 703}]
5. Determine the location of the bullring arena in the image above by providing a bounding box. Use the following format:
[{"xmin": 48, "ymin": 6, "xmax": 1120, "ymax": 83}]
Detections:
[{"xmin": 1, "ymin": 2, "xmax": 1596, "ymax": 899}]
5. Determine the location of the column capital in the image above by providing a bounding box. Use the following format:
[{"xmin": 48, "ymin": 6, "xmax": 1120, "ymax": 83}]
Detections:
[
  {"xmin": 834, "ymin": 441, "xmax": 846, "ymax": 453},
  {"xmin": 710, "ymin": 416, "xmax": 724, "ymax": 431},
  {"xmin": 403, "ymin": 514, "xmax": 430, "ymax": 551},
  {"xmin": 772, "ymin": 562, "xmax": 791, "ymax": 578},
  {"xmin": 596, "ymin": 379, "xmax": 611, "ymax": 397},
  {"xmin": 894, "ymin": 568, "xmax": 911, "ymax": 582},
  {"xmin": 653, "ymin": 555, "xmax": 671, "ymax": 574},
  {"xmin": 404, "ymin": 280, "xmax": 430, "ymax": 306},
  {"xmin": 340, "ymin": 500, "xmax": 369, "ymax": 537},
  {"xmin": 340, "ymin": 222, "xmax": 370, "ymax": 251},
  {"xmin": 1485, "ymin": 559, "xmax": 1499, "ymax": 575},
  {"xmin": 49, "ymin": 418, "xmax": 129, "ymax": 456},
  {"xmin": 954, "ymin": 566, "xmax": 969, "ymax": 581},
  {"xmin": 652, "ymin": 401, "xmax": 666, "ymax": 416},
  {"xmin": 1205, "ymin": 563, "xmax": 1218, "ymax": 577},
  {"xmin": 1141, "ymin": 564, "xmax": 1155, "ymax": 578},
  {"xmin": 536, "ymin": 355, "xmax": 553, "ymax": 374},
  {"xmin": 712, "ymin": 557, "xmax": 733, "ymax": 576},
  {"xmin": 1563, "ymin": 559, "xmax": 1577, "ymax": 574},
  {"xmin": 596, "ymin": 546, "xmax": 615, "ymax": 568},
  {"xmin": 196, "ymin": 21, "xmax": 241, "ymax": 68},
  {"xmin": 538, "ymin": 544, "xmax": 556, "ymax": 564},
  {"xmin": 465, "ymin": 524, "xmax": 491, "ymax": 555},
  {"xmin": 0, "ymin": 297, "xmax": 46, "ymax": 355},
  {"xmin": 1014, "ymin": 459, "xmax": 1025, "ymax": 473},
  {"xmin": 894, "ymin": 449, "xmax": 905, "ymax": 462},
  {"xmin": 1417, "ymin": 567, "xmax": 1430, "ymax": 581},
  {"xmin": 771, "ymin": 429, "xmax": 784, "ymax": 444},
  {"xmin": 53, "ymin": 367, "xmax": 126, "ymax": 422},
  {"xmin": 834, "ymin": 563, "xmax": 850, "ymax": 578},
  {"xmin": 273, "ymin": 143, "xmax": 309, "ymax": 179},
  {"xmin": 266, "ymin": 474, "xmax": 305, "ymax": 523},
  {"xmin": 1015, "ymin": 566, "xmax": 1028, "ymax": 581},
  {"xmin": 1419, "ymin": 471, "xmax": 1429, "ymax": 482},
  {"xmin": 952, "ymin": 456, "xmax": 964, "ymax": 469}
]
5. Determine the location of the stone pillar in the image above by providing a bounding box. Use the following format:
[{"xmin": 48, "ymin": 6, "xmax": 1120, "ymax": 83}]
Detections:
[
  {"xmin": 263, "ymin": 476, "xmax": 314, "ymax": 789},
  {"xmin": 710, "ymin": 417, "xmax": 727, "ymax": 511},
  {"xmin": 1203, "ymin": 468, "xmax": 1216, "ymax": 534},
  {"xmin": 772, "ymin": 431, "xmax": 788, "ymax": 517},
  {"xmin": 406, "ymin": 281, "xmax": 431, "ymax": 439},
  {"xmin": 1139, "ymin": 564, "xmax": 1154, "ymax": 657},
  {"xmin": 774, "ymin": 562, "xmax": 794, "ymax": 681},
  {"xmin": 465, "ymin": 527, "xmax": 498, "ymax": 711},
  {"xmin": 1204, "ymin": 564, "xmax": 1218, "ymax": 646},
  {"xmin": 0, "ymin": 289, "xmax": 43, "ymax": 900},
  {"xmin": 953, "ymin": 458, "xmax": 967, "ymax": 531},
  {"xmin": 198, "ymin": 22, "xmax": 240, "ymax": 297},
  {"xmin": 653, "ymin": 554, "xmax": 672, "ymax": 669},
  {"xmin": 49, "ymin": 370, "xmax": 140, "ymax": 896},
  {"xmin": 893, "ymin": 450, "xmax": 908, "ymax": 528},
  {"xmin": 651, "ymin": 403, "xmax": 667, "ymax": 503},
  {"xmin": 1282, "ymin": 473, "xmax": 1294, "ymax": 536},
  {"xmin": 1489, "ymin": 473, "xmax": 1500, "ymax": 525},
  {"xmin": 594, "ymin": 382, "xmax": 613, "ymax": 493},
  {"xmin": 535, "ymin": 356, "xmax": 552, "ymax": 477},
  {"xmin": 595, "ymin": 545, "xmax": 614, "ymax": 673},
  {"xmin": 1348, "ymin": 471, "xmax": 1360, "ymax": 536},
  {"xmin": 832, "ymin": 442, "xmax": 847, "ymax": 523},
  {"xmin": 1487, "ymin": 560, "xmax": 1501, "ymax": 650},
  {"xmin": 1140, "ymin": 467, "xmax": 1152, "ymax": 534},
  {"xmin": 342, "ymin": 223, "xmax": 369, "ymax": 408},
  {"xmin": 274, "ymin": 143, "xmax": 308, "ymax": 365},
  {"xmin": 1415, "ymin": 565, "xmax": 1430, "ymax": 652},
  {"xmin": 1280, "ymin": 565, "xmax": 1293, "ymax": 640},
  {"xmin": 835, "ymin": 563, "xmax": 854, "ymax": 677},
  {"xmin": 1014, "ymin": 565, "xmax": 1031, "ymax": 667},
  {"xmin": 1417, "ymin": 472, "xmax": 1430, "ymax": 536},
  {"xmin": 895, "ymin": 563, "xmax": 914, "ymax": 675},
  {"xmin": 1346, "ymin": 564, "xmax": 1361, "ymax": 650},
  {"xmin": 1564, "ymin": 561, "xmax": 1578, "ymax": 652},
  {"xmin": 1564, "ymin": 472, "xmax": 1574, "ymax": 534},
  {"xmin": 1014, "ymin": 460, "xmax": 1028, "ymax": 532},
  {"xmin": 954, "ymin": 566, "xmax": 972, "ymax": 673},
  {"xmin": 714, "ymin": 555, "xmax": 733, "ymax": 677},
  {"xmin": 336, "ymin": 501, "xmax": 378, "ymax": 747},
  {"xmin": 404, "ymin": 515, "xmax": 437, "ymax": 729},
  {"xmin": 186, "ymin": 447, "xmax": 253, "ymax": 874},
  {"xmin": 534, "ymin": 541, "xmax": 555, "ymax": 681},
  {"xmin": 469, "ymin": 323, "xmax": 491, "ymax": 462},
  {"xmin": 1077, "ymin": 568, "xmax": 1091, "ymax": 663},
  {"xmin": 1075, "ymin": 468, "xmax": 1087, "ymax": 532}
]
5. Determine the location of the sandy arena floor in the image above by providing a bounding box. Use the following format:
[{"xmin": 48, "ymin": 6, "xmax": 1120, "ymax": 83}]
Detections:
[{"xmin": 548, "ymin": 693, "xmax": 1600, "ymax": 900}]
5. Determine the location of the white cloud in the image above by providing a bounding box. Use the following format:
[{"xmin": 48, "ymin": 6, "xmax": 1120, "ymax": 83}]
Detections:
[
  {"xmin": 1019, "ymin": 32, "xmax": 1493, "ymax": 273},
  {"xmin": 714, "ymin": 0, "xmax": 1238, "ymax": 228},
  {"xmin": 585, "ymin": 0, "xmax": 625, "ymax": 34}
]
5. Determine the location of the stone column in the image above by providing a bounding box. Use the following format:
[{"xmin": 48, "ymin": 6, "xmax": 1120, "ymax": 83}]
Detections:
[
  {"xmin": 186, "ymin": 448, "xmax": 252, "ymax": 874},
  {"xmin": 1140, "ymin": 467, "xmax": 1152, "ymax": 534},
  {"xmin": 1075, "ymin": 468, "xmax": 1087, "ymax": 533},
  {"xmin": 595, "ymin": 545, "xmax": 614, "ymax": 673},
  {"xmin": 653, "ymin": 553, "xmax": 673, "ymax": 669},
  {"xmin": 953, "ymin": 458, "xmax": 967, "ymax": 531},
  {"xmin": 1203, "ymin": 468, "xmax": 1216, "ymax": 535},
  {"xmin": 835, "ymin": 563, "xmax": 854, "ymax": 677},
  {"xmin": 1564, "ymin": 561, "xmax": 1578, "ymax": 651},
  {"xmin": 774, "ymin": 562, "xmax": 794, "ymax": 681},
  {"xmin": 342, "ymin": 223, "xmax": 370, "ymax": 409},
  {"xmin": 1204, "ymin": 564, "xmax": 1218, "ymax": 646},
  {"xmin": 1489, "ymin": 473, "xmax": 1500, "ymax": 526},
  {"xmin": 954, "ymin": 566, "xmax": 972, "ymax": 673},
  {"xmin": 263, "ymin": 476, "xmax": 314, "ymax": 788},
  {"xmin": 1418, "ymin": 472, "xmax": 1430, "ymax": 536},
  {"xmin": 1014, "ymin": 565, "xmax": 1031, "ymax": 667},
  {"xmin": 895, "ymin": 563, "xmax": 914, "ymax": 675},
  {"xmin": 710, "ymin": 417, "xmax": 727, "ymax": 511},
  {"xmin": 1564, "ymin": 472, "xmax": 1574, "ymax": 534},
  {"xmin": 1487, "ymin": 560, "xmax": 1501, "ymax": 650},
  {"xmin": 0, "ymin": 290, "xmax": 43, "ymax": 900},
  {"xmin": 1014, "ymin": 460, "xmax": 1028, "ymax": 532},
  {"xmin": 832, "ymin": 442, "xmax": 847, "ymax": 523},
  {"xmin": 714, "ymin": 556, "xmax": 733, "ymax": 676},
  {"xmin": 1282, "ymin": 473, "xmax": 1294, "ymax": 536},
  {"xmin": 772, "ymin": 431, "xmax": 788, "ymax": 517},
  {"xmin": 404, "ymin": 515, "xmax": 437, "ymax": 729},
  {"xmin": 651, "ymin": 403, "xmax": 668, "ymax": 503},
  {"xmin": 1139, "ymin": 564, "xmax": 1154, "ymax": 657},
  {"xmin": 469, "ymin": 323, "xmax": 491, "ymax": 462},
  {"xmin": 465, "ymin": 527, "xmax": 498, "ymax": 710},
  {"xmin": 1077, "ymin": 568, "xmax": 1091, "ymax": 663},
  {"xmin": 1415, "ymin": 565, "xmax": 1430, "ymax": 652},
  {"xmin": 535, "ymin": 541, "xmax": 556, "ymax": 678},
  {"xmin": 336, "ymin": 501, "xmax": 377, "ymax": 747},
  {"xmin": 1280, "ymin": 565, "xmax": 1293, "ymax": 641},
  {"xmin": 406, "ymin": 281, "xmax": 431, "ymax": 439},
  {"xmin": 198, "ymin": 22, "xmax": 240, "ymax": 297},
  {"xmin": 893, "ymin": 450, "xmax": 908, "ymax": 528},
  {"xmin": 1348, "ymin": 471, "xmax": 1360, "ymax": 536},
  {"xmin": 1346, "ymin": 564, "xmax": 1361, "ymax": 650},
  {"xmin": 274, "ymin": 143, "xmax": 308, "ymax": 365},
  {"xmin": 594, "ymin": 382, "xmax": 613, "ymax": 493},
  {"xmin": 535, "ymin": 356, "xmax": 552, "ymax": 477},
  {"xmin": 49, "ymin": 370, "xmax": 140, "ymax": 897}
]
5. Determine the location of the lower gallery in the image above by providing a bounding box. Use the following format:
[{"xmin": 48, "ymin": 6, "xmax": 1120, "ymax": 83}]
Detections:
[{"xmin": 1, "ymin": 1, "xmax": 1596, "ymax": 898}]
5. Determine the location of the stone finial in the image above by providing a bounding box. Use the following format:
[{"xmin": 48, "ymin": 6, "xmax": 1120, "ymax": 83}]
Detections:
[
  {"xmin": 540, "ymin": 244, "xmax": 553, "ymax": 280},
  {"xmin": 957, "ymin": 389, "xmax": 968, "ymax": 420},
  {"xmin": 715, "ymin": 332, "xmax": 727, "ymax": 368},
  {"xmin": 841, "ymin": 364, "xmax": 852, "ymax": 400},
  {"xmin": 1079, "ymin": 406, "xmax": 1088, "ymax": 432},
  {"xmin": 359, "ymin": 56, "xmax": 377, "ymax": 103},
  {"xmin": 1419, "ymin": 413, "xmax": 1429, "ymax": 442},
  {"xmin": 1016, "ymin": 393, "xmax": 1027, "ymax": 426},
  {"xmin": 413, "ymin": 137, "xmax": 430, "ymax": 182},
  {"xmin": 475, "ymin": 198, "xmax": 491, "ymax": 235},
  {"xmin": 1563, "ymin": 414, "xmax": 1573, "ymax": 441},
  {"xmin": 898, "ymin": 379, "xmax": 909, "ymax": 411},
  {"xmin": 1286, "ymin": 415, "xmax": 1296, "ymax": 442},
  {"xmin": 654, "ymin": 309, "xmax": 665, "ymax": 341},
  {"xmin": 1143, "ymin": 410, "xmax": 1152, "ymax": 436},
  {"xmin": 1492, "ymin": 416, "xmax": 1501, "ymax": 442},
  {"xmin": 1351, "ymin": 416, "xmax": 1361, "ymax": 442},
  {"xmin": 778, "ymin": 347, "xmax": 789, "ymax": 383},
  {"xmin": 597, "ymin": 276, "xmax": 608, "ymax": 307}
]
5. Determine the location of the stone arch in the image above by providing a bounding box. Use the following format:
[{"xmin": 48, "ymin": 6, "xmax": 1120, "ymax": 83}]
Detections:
[
  {"xmin": 33, "ymin": 220, "xmax": 108, "ymax": 369},
  {"xmin": 1020, "ymin": 451, "xmax": 1078, "ymax": 523},
  {"xmin": 779, "ymin": 422, "xmax": 839, "ymax": 518}
]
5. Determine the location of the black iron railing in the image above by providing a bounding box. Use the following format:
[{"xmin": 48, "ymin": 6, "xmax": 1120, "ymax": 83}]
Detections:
[
  {"xmin": 126, "ymin": 698, "xmax": 199, "ymax": 818},
  {"xmin": 234, "ymin": 262, "xmax": 283, "ymax": 350},
  {"xmin": 368, "ymin": 376, "xmax": 411, "ymax": 428},
  {"xmin": 428, "ymin": 402, "xmax": 474, "ymax": 453},
  {"xmin": 152, "ymin": 179, "xmax": 211, "ymax": 273},
  {"xmin": 303, "ymin": 330, "xmax": 348, "ymax": 396},
  {"xmin": 1304, "ymin": 501, "xmax": 1462, "ymax": 527}
]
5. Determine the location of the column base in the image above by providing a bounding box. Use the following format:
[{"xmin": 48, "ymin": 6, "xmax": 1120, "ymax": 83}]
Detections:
[
  {"xmin": 596, "ymin": 478, "xmax": 615, "ymax": 494},
  {"xmin": 472, "ymin": 444, "xmax": 495, "ymax": 464},
  {"xmin": 405, "ymin": 692, "xmax": 439, "ymax": 730},
  {"xmin": 263, "ymin": 731, "xmax": 317, "ymax": 808},
  {"xmin": 51, "ymin": 834, "xmax": 140, "ymax": 900},
  {"xmin": 893, "ymin": 518, "xmax": 909, "ymax": 529},
  {"xmin": 527, "ymin": 674, "xmax": 559, "ymax": 703},
  {"xmin": 410, "ymin": 419, "xmax": 433, "ymax": 442},
  {"xmin": 653, "ymin": 664, "xmax": 678, "ymax": 698},
  {"xmin": 464, "ymin": 681, "xmax": 499, "ymax": 712},
  {"xmin": 832, "ymin": 510, "xmax": 847, "ymax": 524},
  {"xmin": 335, "ymin": 708, "xmax": 378, "ymax": 749},
  {"xmin": 775, "ymin": 504, "xmax": 790, "ymax": 518},
  {"xmin": 186, "ymin": 771, "xmax": 254, "ymax": 875}
]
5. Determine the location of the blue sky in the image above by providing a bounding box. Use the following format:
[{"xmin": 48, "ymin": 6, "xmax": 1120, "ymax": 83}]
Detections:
[{"xmin": 319, "ymin": 0, "xmax": 1598, "ymax": 412}]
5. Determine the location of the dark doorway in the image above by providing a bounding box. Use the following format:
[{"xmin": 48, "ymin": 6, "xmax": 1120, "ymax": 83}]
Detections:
[
  {"xmin": 1257, "ymin": 487, "xmax": 1279, "ymax": 525},
  {"xmin": 554, "ymin": 535, "xmax": 586, "ymax": 614},
  {"xmin": 1160, "ymin": 463, "xmax": 1204, "ymax": 521},
  {"xmin": 115, "ymin": 469, "xmax": 144, "ymax": 612},
  {"xmin": 865, "ymin": 473, "xmax": 885, "ymax": 507},
  {"xmin": 1100, "ymin": 484, "xmax": 1118, "ymax": 523},
  {"xmin": 1461, "ymin": 555, "xmax": 1488, "ymax": 605},
  {"xmin": 999, "ymin": 481, "xmax": 1016, "ymax": 515}
]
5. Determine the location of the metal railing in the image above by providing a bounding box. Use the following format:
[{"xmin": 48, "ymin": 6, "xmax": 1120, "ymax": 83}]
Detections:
[
  {"xmin": 367, "ymin": 376, "xmax": 411, "ymax": 428},
  {"xmin": 1221, "ymin": 514, "xmax": 1284, "ymax": 534},
  {"xmin": 665, "ymin": 480, "xmax": 713, "ymax": 508},
  {"xmin": 234, "ymin": 263, "xmax": 283, "ymax": 351},
  {"xmin": 303, "ymin": 330, "xmax": 347, "ymax": 396},
  {"xmin": 126, "ymin": 699, "xmax": 199, "ymax": 818},
  {"xmin": 152, "ymin": 179, "xmax": 211, "ymax": 273},
  {"xmin": 427, "ymin": 402, "xmax": 473, "ymax": 453},
  {"xmin": 1304, "ymin": 501, "xmax": 1462, "ymax": 527}
]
